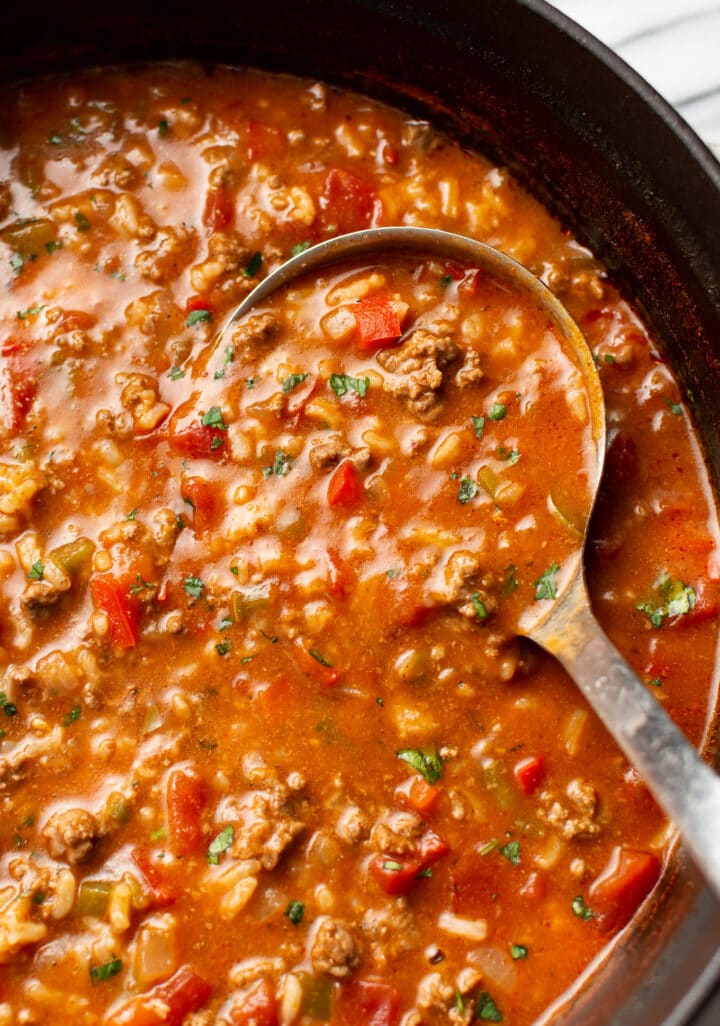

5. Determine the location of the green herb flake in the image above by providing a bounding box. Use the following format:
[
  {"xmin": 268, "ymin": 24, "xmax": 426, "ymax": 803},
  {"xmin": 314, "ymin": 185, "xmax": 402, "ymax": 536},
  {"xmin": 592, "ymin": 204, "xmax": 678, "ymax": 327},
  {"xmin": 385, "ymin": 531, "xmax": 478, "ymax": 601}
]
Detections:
[
  {"xmin": 63, "ymin": 705, "xmax": 81, "ymax": 727},
  {"xmin": 218, "ymin": 617, "xmax": 233, "ymax": 632},
  {"xmin": 282, "ymin": 372, "xmax": 309, "ymax": 393},
  {"xmin": 510, "ymin": 943, "xmax": 528, "ymax": 960},
  {"xmin": 168, "ymin": 365, "xmax": 185, "ymax": 380},
  {"xmin": 201, "ymin": 406, "xmax": 227, "ymax": 431},
  {"xmin": 246, "ymin": 377, "xmax": 258, "ymax": 389},
  {"xmin": 32, "ymin": 891, "xmax": 46, "ymax": 905},
  {"xmin": 210, "ymin": 436, "xmax": 224, "ymax": 451},
  {"xmin": 309, "ymin": 648, "xmax": 332, "ymax": 667},
  {"xmin": 272, "ymin": 450, "xmax": 291, "ymax": 476},
  {"xmin": 89, "ymin": 958, "xmax": 122, "ymax": 985},
  {"xmin": 472, "ymin": 415, "xmax": 485, "ymax": 439},
  {"xmin": 240, "ymin": 654, "xmax": 256, "ymax": 665},
  {"xmin": 284, "ymin": 899, "xmax": 305, "ymax": 924},
  {"xmin": 455, "ymin": 990, "xmax": 465, "ymax": 1013},
  {"xmin": 457, "ymin": 476, "xmax": 478, "ymax": 504},
  {"xmin": 230, "ymin": 566, "xmax": 239, "ymax": 576},
  {"xmin": 496, "ymin": 446, "xmax": 521, "ymax": 465},
  {"xmin": 11, "ymin": 252, "xmax": 24, "ymax": 274},
  {"xmin": 438, "ymin": 274, "xmax": 453, "ymax": 287},
  {"xmin": 157, "ymin": 118, "xmax": 169, "ymax": 137},
  {"xmin": 127, "ymin": 508, "xmax": 139, "ymax": 520},
  {"xmin": 223, "ymin": 345, "xmax": 235, "ymax": 366},
  {"xmin": 186, "ymin": 308, "xmax": 212, "ymax": 327},
  {"xmin": 503, "ymin": 565, "xmax": 519, "ymax": 594},
  {"xmin": 637, "ymin": 575, "xmax": 696, "ymax": 627},
  {"xmin": 291, "ymin": 241, "xmax": 311, "ymax": 257},
  {"xmin": 471, "ymin": 593, "xmax": 488, "ymax": 620},
  {"xmin": 479, "ymin": 839, "xmax": 499, "ymax": 856},
  {"xmin": 3, "ymin": 700, "xmax": 18, "ymax": 717},
  {"xmin": 16, "ymin": 305, "xmax": 45, "ymax": 320},
  {"xmin": 572, "ymin": 895, "xmax": 596, "ymax": 921},
  {"xmin": 207, "ymin": 825, "xmax": 234, "ymax": 864},
  {"xmin": 476, "ymin": 992, "xmax": 503, "ymax": 1022},
  {"xmin": 415, "ymin": 866, "xmax": 433, "ymax": 878},
  {"xmin": 216, "ymin": 640, "xmax": 232, "ymax": 656},
  {"xmin": 396, "ymin": 747, "xmax": 443, "ymax": 784},
  {"xmin": 45, "ymin": 240, "xmax": 62, "ymax": 255},
  {"xmin": 330, "ymin": 373, "xmax": 370, "ymax": 399},
  {"xmin": 183, "ymin": 576, "xmax": 204, "ymax": 599},
  {"xmin": 648, "ymin": 677, "xmax": 664, "ymax": 688},
  {"xmin": 665, "ymin": 397, "xmax": 682, "ymax": 416},
  {"xmin": 243, "ymin": 251, "xmax": 263, "ymax": 278},
  {"xmin": 28, "ymin": 560, "xmax": 44, "ymax": 581},
  {"xmin": 534, "ymin": 562, "xmax": 560, "ymax": 601},
  {"xmin": 499, "ymin": 840, "xmax": 520, "ymax": 866},
  {"xmin": 49, "ymin": 133, "xmax": 63, "ymax": 145},
  {"xmin": 381, "ymin": 860, "xmax": 404, "ymax": 872},
  {"xmin": 604, "ymin": 353, "xmax": 616, "ymax": 364},
  {"xmin": 214, "ymin": 369, "xmax": 225, "ymax": 380},
  {"xmin": 74, "ymin": 211, "xmax": 91, "ymax": 232},
  {"xmin": 488, "ymin": 402, "xmax": 507, "ymax": 421}
]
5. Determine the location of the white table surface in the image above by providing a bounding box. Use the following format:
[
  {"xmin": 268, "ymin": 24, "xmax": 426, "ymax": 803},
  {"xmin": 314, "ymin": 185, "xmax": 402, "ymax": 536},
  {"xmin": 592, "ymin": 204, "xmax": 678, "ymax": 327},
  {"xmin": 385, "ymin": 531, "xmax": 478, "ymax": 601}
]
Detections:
[{"xmin": 549, "ymin": 1, "xmax": 720, "ymax": 156}]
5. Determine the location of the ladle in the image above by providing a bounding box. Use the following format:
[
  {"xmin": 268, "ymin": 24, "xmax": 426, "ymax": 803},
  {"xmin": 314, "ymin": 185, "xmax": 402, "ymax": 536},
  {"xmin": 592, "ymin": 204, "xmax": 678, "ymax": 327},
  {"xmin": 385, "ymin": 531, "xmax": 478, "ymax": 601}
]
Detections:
[{"xmin": 219, "ymin": 225, "xmax": 720, "ymax": 899}]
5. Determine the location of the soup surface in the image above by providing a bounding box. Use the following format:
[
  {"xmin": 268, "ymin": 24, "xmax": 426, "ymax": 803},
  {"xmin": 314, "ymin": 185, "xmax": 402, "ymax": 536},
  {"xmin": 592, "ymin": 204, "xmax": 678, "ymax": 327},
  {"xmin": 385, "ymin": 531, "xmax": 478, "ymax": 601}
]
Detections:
[{"xmin": 0, "ymin": 66, "xmax": 718, "ymax": 1026}]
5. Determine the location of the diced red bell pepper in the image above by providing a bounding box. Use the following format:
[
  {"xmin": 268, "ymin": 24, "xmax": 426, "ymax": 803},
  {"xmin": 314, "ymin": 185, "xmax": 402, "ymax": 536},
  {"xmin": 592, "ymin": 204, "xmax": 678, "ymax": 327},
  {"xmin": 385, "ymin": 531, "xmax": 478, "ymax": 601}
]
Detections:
[
  {"xmin": 319, "ymin": 167, "xmax": 378, "ymax": 234},
  {"xmin": 396, "ymin": 776, "xmax": 440, "ymax": 817},
  {"xmin": 185, "ymin": 295, "xmax": 214, "ymax": 316},
  {"xmin": 327, "ymin": 460, "xmax": 363, "ymax": 509},
  {"xmin": 294, "ymin": 640, "xmax": 340, "ymax": 687},
  {"xmin": 203, "ymin": 187, "xmax": 234, "ymax": 231},
  {"xmin": 167, "ymin": 769, "xmax": 207, "ymax": 858},
  {"xmin": 130, "ymin": 848, "xmax": 177, "ymax": 907},
  {"xmin": 370, "ymin": 853, "xmax": 422, "ymax": 896},
  {"xmin": 106, "ymin": 965, "xmax": 211, "ymax": 1026},
  {"xmin": 226, "ymin": 978, "xmax": 278, "ymax": 1026},
  {"xmin": 417, "ymin": 828, "xmax": 450, "ymax": 865},
  {"xmin": 354, "ymin": 291, "xmax": 402, "ymax": 353},
  {"xmin": 589, "ymin": 845, "xmax": 661, "ymax": 931},
  {"xmin": 181, "ymin": 476, "xmax": 218, "ymax": 534},
  {"xmin": 334, "ymin": 979, "xmax": 400, "ymax": 1026},
  {"xmin": 513, "ymin": 754, "xmax": 546, "ymax": 796},
  {"xmin": 90, "ymin": 574, "xmax": 140, "ymax": 648}
]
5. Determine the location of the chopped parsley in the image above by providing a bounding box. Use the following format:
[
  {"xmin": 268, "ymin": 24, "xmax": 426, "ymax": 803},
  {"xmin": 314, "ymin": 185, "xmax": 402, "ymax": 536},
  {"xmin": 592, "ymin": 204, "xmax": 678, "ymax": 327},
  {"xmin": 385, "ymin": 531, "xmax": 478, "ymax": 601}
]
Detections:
[
  {"xmin": 0, "ymin": 692, "xmax": 18, "ymax": 717},
  {"xmin": 183, "ymin": 576, "xmax": 204, "ymax": 599},
  {"xmin": 223, "ymin": 345, "xmax": 235, "ymax": 366},
  {"xmin": 74, "ymin": 211, "xmax": 91, "ymax": 232},
  {"xmin": 127, "ymin": 508, "xmax": 139, "ymax": 520},
  {"xmin": 243, "ymin": 251, "xmax": 263, "ymax": 278},
  {"xmin": 216, "ymin": 640, "xmax": 232, "ymax": 656},
  {"xmin": 665, "ymin": 397, "xmax": 682, "ymax": 416},
  {"xmin": 510, "ymin": 943, "xmax": 528, "ymax": 959},
  {"xmin": 330, "ymin": 373, "xmax": 370, "ymax": 399},
  {"xmin": 45, "ymin": 240, "xmax": 62, "ymax": 255},
  {"xmin": 488, "ymin": 402, "xmax": 507, "ymax": 421},
  {"xmin": 534, "ymin": 562, "xmax": 560, "ymax": 601},
  {"xmin": 168, "ymin": 366, "xmax": 185, "ymax": 380},
  {"xmin": 240, "ymin": 654, "xmax": 256, "ymax": 665},
  {"xmin": 476, "ymin": 992, "xmax": 503, "ymax": 1022},
  {"xmin": 207, "ymin": 825, "xmax": 234, "ymax": 865},
  {"xmin": 503, "ymin": 565, "xmax": 519, "ymax": 594},
  {"xmin": 396, "ymin": 747, "xmax": 443, "ymax": 784},
  {"xmin": 89, "ymin": 958, "xmax": 122, "ymax": 985},
  {"xmin": 604, "ymin": 353, "xmax": 616, "ymax": 364},
  {"xmin": 282, "ymin": 372, "xmax": 309, "ymax": 393},
  {"xmin": 499, "ymin": 840, "xmax": 520, "ymax": 866},
  {"xmin": 637, "ymin": 574, "xmax": 696, "ymax": 628},
  {"xmin": 63, "ymin": 705, "xmax": 81, "ymax": 727},
  {"xmin": 284, "ymin": 899, "xmax": 305, "ymax": 924},
  {"xmin": 309, "ymin": 648, "xmax": 332, "ymax": 667},
  {"xmin": 49, "ymin": 133, "xmax": 63, "ymax": 145},
  {"xmin": 210, "ymin": 436, "xmax": 224, "ymax": 451},
  {"xmin": 479, "ymin": 839, "xmax": 499, "ymax": 856},
  {"xmin": 470, "ymin": 593, "xmax": 488, "ymax": 620},
  {"xmin": 16, "ymin": 305, "xmax": 45, "ymax": 320},
  {"xmin": 27, "ymin": 560, "xmax": 44, "ymax": 581},
  {"xmin": 186, "ymin": 309, "xmax": 212, "ymax": 327},
  {"xmin": 246, "ymin": 377, "xmax": 258, "ymax": 389},
  {"xmin": 472, "ymin": 415, "xmax": 485, "ymax": 439},
  {"xmin": 438, "ymin": 273, "xmax": 453, "ymax": 287},
  {"xmin": 457, "ymin": 476, "xmax": 478, "ymax": 504},
  {"xmin": 496, "ymin": 446, "xmax": 521, "ymax": 465},
  {"xmin": 648, "ymin": 677, "xmax": 664, "ymax": 688},
  {"xmin": 10, "ymin": 252, "xmax": 24, "ymax": 274},
  {"xmin": 572, "ymin": 895, "xmax": 596, "ymax": 920},
  {"xmin": 157, "ymin": 118, "xmax": 169, "ymax": 137},
  {"xmin": 291, "ymin": 241, "xmax": 312, "ymax": 257},
  {"xmin": 129, "ymin": 574, "xmax": 156, "ymax": 596},
  {"xmin": 201, "ymin": 406, "xmax": 227, "ymax": 431},
  {"xmin": 218, "ymin": 617, "xmax": 233, "ymax": 631},
  {"xmin": 272, "ymin": 450, "xmax": 291, "ymax": 476}
]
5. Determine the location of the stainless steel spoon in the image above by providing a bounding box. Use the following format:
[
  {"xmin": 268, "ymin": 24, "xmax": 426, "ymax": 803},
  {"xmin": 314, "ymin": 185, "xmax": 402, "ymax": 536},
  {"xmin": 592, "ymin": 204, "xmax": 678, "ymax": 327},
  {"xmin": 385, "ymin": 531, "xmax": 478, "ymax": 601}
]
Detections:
[{"xmin": 220, "ymin": 225, "xmax": 720, "ymax": 899}]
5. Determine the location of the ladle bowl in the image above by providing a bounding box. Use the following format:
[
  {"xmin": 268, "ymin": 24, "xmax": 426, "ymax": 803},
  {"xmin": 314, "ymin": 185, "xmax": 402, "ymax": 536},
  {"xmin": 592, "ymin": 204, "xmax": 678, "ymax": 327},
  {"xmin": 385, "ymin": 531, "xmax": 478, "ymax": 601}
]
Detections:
[{"xmin": 217, "ymin": 225, "xmax": 720, "ymax": 900}]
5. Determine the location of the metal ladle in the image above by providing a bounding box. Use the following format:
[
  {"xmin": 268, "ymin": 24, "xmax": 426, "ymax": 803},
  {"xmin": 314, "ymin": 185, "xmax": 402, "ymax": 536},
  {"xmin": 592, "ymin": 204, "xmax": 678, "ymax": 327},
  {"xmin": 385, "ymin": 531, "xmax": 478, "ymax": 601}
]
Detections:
[{"xmin": 220, "ymin": 225, "xmax": 720, "ymax": 899}]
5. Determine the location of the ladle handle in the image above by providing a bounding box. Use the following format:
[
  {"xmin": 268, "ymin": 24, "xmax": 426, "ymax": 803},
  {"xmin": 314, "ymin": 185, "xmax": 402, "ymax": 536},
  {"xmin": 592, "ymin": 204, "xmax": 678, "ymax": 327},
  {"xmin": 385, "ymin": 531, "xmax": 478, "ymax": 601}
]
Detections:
[{"xmin": 533, "ymin": 576, "xmax": 720, "ymax": 900}]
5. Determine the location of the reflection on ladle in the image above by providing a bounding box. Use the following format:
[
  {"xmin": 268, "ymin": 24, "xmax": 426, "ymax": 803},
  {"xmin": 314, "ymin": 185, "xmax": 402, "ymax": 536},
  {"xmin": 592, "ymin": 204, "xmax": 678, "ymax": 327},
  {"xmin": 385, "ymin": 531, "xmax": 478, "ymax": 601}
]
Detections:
[{"xmin": 212, "ymin": 225, "xmax": 720, "ymax": 901}]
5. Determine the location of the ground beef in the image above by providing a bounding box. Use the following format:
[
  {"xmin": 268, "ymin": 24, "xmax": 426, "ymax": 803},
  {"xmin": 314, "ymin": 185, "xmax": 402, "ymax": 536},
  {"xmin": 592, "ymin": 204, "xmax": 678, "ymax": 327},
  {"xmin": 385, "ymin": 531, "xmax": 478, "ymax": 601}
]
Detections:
[
  {"xmin": 308, "ymin": 437, "xmax": 350, "ymax": 472},
  {"xmin": 310, "ymin": 918, "xmax": 358, "ymax": 978},
  {"xmin": 538, "ymin": 778, "xmax": 601, "ymax": 839},
  {"xmin": 431, "ymin": 550, "xmax": 498, "ymax": 620},
  {"xmin": 335, "ymin": 804, "xmax": 369, "ymax": 844},
  {"xmin": 455, "ymin": 348, "xmax": 484, "ymax": 387},
  {"xmin": 42, "ymin": 808, "xmax": 102, "ymax": 864},
  {"xmin": 378, "ymin": 329, "xmax": 459, "ymax": 418},
  {"xmin": 230, "ymin": 786, "xmax": 304, "ymax": 870},
  {"xmin": 230, "ymin": 313, "xmax": 280, "ymax": 356},
  {"xmin": 370, "ymin": 810, "xmax": 424, "ymax": 855},
  {"xmin": 361, "ymin": 899, "xmax": 418, "ymax": 969},
  {"xmin": 20, "ymin": 576, "xmax": 71, "ymax": 613},
  {"xmin": 92, "ymin": 153, "xmax": 141, "ymax": 190}
]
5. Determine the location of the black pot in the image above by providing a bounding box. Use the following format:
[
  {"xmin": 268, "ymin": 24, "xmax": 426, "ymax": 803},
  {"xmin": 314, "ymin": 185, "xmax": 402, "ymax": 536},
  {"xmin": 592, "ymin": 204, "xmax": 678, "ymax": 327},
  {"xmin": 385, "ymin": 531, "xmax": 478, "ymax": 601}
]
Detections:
[{"xmin": 3, "ymin": 2, "xmax": 720, "ymax": 1022}]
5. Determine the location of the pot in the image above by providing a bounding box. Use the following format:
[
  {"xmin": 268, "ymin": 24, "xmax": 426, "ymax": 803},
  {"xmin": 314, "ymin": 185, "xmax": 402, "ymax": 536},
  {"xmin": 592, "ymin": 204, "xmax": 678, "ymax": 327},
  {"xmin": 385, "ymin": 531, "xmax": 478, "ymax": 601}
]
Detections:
[{"xmin": 3, "ymin": 1, "xmax": 720, "ymax": 1022}]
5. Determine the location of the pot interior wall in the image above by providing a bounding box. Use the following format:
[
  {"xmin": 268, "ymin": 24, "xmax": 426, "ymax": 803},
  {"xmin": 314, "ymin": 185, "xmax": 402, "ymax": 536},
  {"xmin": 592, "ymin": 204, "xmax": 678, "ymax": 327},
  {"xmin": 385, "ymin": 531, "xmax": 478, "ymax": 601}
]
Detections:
[{"xmin": 3, "ymin": 1, "xmax": 720, "ymax": 1023}]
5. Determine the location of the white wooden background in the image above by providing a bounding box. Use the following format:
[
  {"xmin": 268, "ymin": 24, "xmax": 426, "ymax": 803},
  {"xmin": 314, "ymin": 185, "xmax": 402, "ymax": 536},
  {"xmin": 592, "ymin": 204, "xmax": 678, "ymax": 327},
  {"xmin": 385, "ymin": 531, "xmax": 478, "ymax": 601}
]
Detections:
[{"xmin": 549, "ymin": 1, "xmax": 720, "ymax": 155}]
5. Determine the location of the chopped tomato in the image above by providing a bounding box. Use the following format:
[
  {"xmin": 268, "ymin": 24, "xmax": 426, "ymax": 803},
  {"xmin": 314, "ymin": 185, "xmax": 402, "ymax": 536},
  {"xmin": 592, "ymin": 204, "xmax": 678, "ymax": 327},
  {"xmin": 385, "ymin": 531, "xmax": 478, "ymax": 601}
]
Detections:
[
  {"xmin": 370, "ymin": 853, "xmax": 421, "ymax": 896},
  {"xmin": 459, "ymin": 268, "xmax": 482, "ymax": 295},
  {"xmin": 669, "ymin": 578, "xmax": 718, "ymax": 628},
  {"xmin": 513, "ymin": 754, "xmax": 546, "ymax": 796},
  {"xmin": 286, "ymin": 373, "xmax": 319, "ymax": 421},
  {"xmin": 106, "ymin": 965, "xmax": 211, "ymax": 1026},
  {"xmin": 319, "ymin": 167, "xmax": 378, "ymax": 234},
  {"xmin": 226, "ymin": 978, "xmax": 278, "ymax": 1026},
  {"xmin": 294, "ymin": 639, "xmax": 340, "ymax": 687},
  {"xmin": 168, "ymin": 400, "xmax": 227, "ymax": 461},
  {"xmin": 181, "ymin": 476, "xmax": 218, "ymax": 533},
  {"xmin": 519, "ymin": 871, "xmax": 547, "ymax": 902},
  {"xmin": 185, "ymin": 295, "xmax": 214, "ymax": 316},
  {"xmin": 418, "ymin": 828, "xmax": 450, "ymax": 865},
  {"xmin": 245, "ymin": 120, "xmax": 283, "ymax": 161},
  {"xmin": 334, "ymin": 979, "xmax": 400, "ymax": 1026},
  {"xmin": 589, "ymin": 845, "xmax": 661, "ymax": 931},
  {"xmin": 325, "ymin": 547, "xmax": 351, "ymax": 598},
  {"xmin": 90, "ymin": 574, "xmax": 140, "ymax": 648},
  {"xmin": 131, "ymin": 848, "xmax": 177, "ymax": 907},
  {"xmin": 167, "ymin": 769, "xmax": 207, "ymax": 858},
  {"xmin": 1, "ymin": 344, "xmax": 40, "ymax": 433},
  {"xmin": 203, "ymin": 187, "xmax": 234, "ymax": 231},
  {"xmin": 327, "ymin": 460, "xmax": 363, "ymax": 509},
  {"xmin": 354, "ymin": 291, "xmax": 402, "ymax": 352},
  {"xmin": 395, "ymin": 775, "xmax": 440, "ymax": 817}
]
